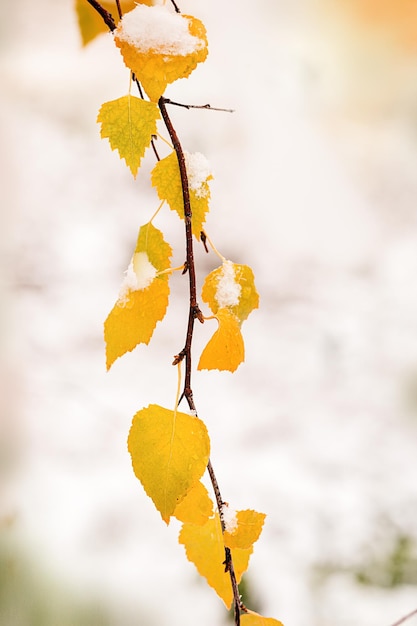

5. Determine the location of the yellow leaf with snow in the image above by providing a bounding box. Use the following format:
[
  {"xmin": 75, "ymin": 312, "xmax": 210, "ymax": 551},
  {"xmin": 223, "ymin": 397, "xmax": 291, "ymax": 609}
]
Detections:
[
  {"xmin": 97, "ymin": 95, "xmax": 160, "ymax": 177},
  {"xmin": 128, "ymin": 405, "xmax": 210, "ymax": 523},
  {"xmin": 223, "ymin": 509, "xmax": 266, "ymax": 550},
  {"xmin": 241, "ymin": 612, "xmax": 285, "ymax": 626},
  {"xmin": 179, "ymin": 513, "xmax": 252, "ymax": 608},
  {"xmin": 114, "ymin": 5, "xmax": 208, "ymax": 101},
  {"xmin": 151, "ymin": 151, "xmax": 212, "ymax": 238},
  {"xmin": 104, "ymin": 223, "xmax": 172, "ymax": 369},
  {"xmin": 174, "ymin": 481, "xmax": 213, "ymax": 526},
  {"xmin": 198, "ymin": 308, "xmax": 244, "ymax": 373},
  {"xmin": 202, "ymin": 261, "xmax": 259, "ymax": 324}
]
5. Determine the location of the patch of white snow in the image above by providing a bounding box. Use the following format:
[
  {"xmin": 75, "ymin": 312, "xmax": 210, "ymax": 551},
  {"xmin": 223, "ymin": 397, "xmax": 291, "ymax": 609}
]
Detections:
[
  {"xmin": 118, "ymin": 252, "xmax": 156, "ymax": 302},
  {"xmin": 116, "ymin": 5, "xmax": 205, "ymax": 56},
  {"xmin": 222, "ymin": 503, "xmax": 238, "ymax": 533},
  {"xmin": 185, "ymin": 152, "xmax": 211, "ymax": 198},
  {"xmin": 216, "ymin": 260, "xmax": 241, "ymax": 308}
]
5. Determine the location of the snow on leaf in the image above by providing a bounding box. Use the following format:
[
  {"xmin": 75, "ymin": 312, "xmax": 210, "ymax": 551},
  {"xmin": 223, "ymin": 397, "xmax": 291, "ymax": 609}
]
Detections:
[
  {"xmin": 75, "ymin": 0, "xmax": 146, "ymax": 47},
  {"xmin": 223, "ymin": 509, "xmax": 266, "ymax": 550},
  {"xmin": 241, "ymin": 611, "xmax": 285, "ymax": 626},
  {"xmin": 174, "ymin": 481, "xmax": 213, "ymax": 526},
  {"xmin": 202, "ymin": 261, "xmax": 259, "ymax": 324},
  {"xmin": 179, "ymin": 513, "xmax": 252, "ymax": 608},
  {"xmin": 198, "ymin": 308, "xmax": 244, "ymax": 373},
  {"xmin": 97, "ymin": 95, "xmax": 160, "ymax": 177},
  {"xmin": 151, "ymin": 151, "xmax": 212, "ymax": 238},
  {"xmin": 114, "ymin": 5, "xmax": 208, "ymax": 101},
  {"xmin": 104, "ymin": 223, "xmax": 172, "ymax": 369},
  {"xmin": 128, "ymin": 405, "xmax": 210, "ymax": 523}
]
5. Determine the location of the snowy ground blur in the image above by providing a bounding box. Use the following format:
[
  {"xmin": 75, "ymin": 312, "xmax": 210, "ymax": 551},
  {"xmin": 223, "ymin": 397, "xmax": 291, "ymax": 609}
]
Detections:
[{"xmin": 1, "ymin": 1, "xmax": 417, "ymax": 625}]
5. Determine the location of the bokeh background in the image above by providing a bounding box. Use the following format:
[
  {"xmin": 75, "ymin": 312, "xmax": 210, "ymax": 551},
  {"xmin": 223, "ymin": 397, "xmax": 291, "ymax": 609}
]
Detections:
[{"xmin": 1, "ymin": 1, "xmax": 417, "ymax": 625}]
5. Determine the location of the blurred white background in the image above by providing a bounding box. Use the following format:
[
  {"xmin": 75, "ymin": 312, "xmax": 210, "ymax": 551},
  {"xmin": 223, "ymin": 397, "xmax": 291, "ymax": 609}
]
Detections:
[{"xmin": 1, "ymin": 1, "xmax": 417, "ymax": 625}]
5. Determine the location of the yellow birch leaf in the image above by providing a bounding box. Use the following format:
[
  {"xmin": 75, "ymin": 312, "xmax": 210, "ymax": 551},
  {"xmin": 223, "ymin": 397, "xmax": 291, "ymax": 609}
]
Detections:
[
  {"xmin": 223, "ymin": 509, "xmax": 266, "ymax": 550},
  {"xmin": 179, "ymin": 513, "xmax": 253, "ymax": 608},
  {"xmin": 97, "ymin": 95, "xmax": 160, "ymax": 177},
  {"xmin": 104, "ymin": 223, "xmax": 171, "ymax": 369},
  {"xmin": 241, "ymin": 611, "xmax": 285, "ymax": 626},
  {"xmin": 114, "ymin": 5, "xmax": 208, "ymax": 101},
  {"xmin": 151, "ymin": 151, "xmax": 212, "ymax": 238},
  {"xmin": 201, "ymin": 261, "xmax": 259, "ymax": 324},
  {"xmin": 174, "ymin": 481, "xmax": 214, "ymax": 526},
  {"xmin": 128, "ymin": 405, "xmax": 210, "ymax": 523},
  {"xmin": 198, "ymin": 308, "xmax": 244, "ymax": 373},
  {"xmin": 75, "ymin": 0, "xmax": 147, "ymax": 47}
]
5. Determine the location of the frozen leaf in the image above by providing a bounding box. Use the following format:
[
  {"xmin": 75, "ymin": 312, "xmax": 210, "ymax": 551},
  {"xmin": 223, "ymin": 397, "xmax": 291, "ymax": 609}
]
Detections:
[
  {"xmin": 75, "ymin": 0, "xmax": 147, "ymax": 47},
  {"xmin": 202, "ymin": 261, "xmax": 259, "ymax": 324},
  {"xmin": 223, "ymin": 509, "xmax": 266, "ymax": 550},
  {"xmin": 174, "ymin": 481, "xmax": 213, "ymax": 526},
  {"xmin": 198, "ymin": 308, "xmax": 244, "ymax": 373},
  {"xmin": 151, "ymin": 151, "xmax": 212, "ymax": 237},
  {"xmin": 114, "ymin": 5, "xmax": 208, "ymax": 101},
  {"xmin": 104, "ymin": 223, "xmax": 171, "ymax": 369},
  {"xmin": 179, "ymin": 513, "xmax": 252, "ymax": 608},
  {"xmin": 241, "ymin": 612, "xmax": 285, "ymax": 626},
  {"xmin": 97, "ymin": 95, "xmax": 160, "ymax": 177},
  {"xmin": 128, "ymin": 405, "xmax": 210, "ymax": 523}
]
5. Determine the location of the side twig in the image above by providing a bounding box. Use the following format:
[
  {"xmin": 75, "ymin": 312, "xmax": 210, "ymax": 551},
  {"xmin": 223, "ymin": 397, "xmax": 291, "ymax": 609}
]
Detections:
[
  {"xmin": 163, "ymin": 97, "xmax": 235, "ymax": 113},
  {"xmin": 86, "ymin": 0, "xmax": 116, "ymax": 31},
  {"xmin": 390, "ymin": 608, "xmax": 417, "ymax": 626}
]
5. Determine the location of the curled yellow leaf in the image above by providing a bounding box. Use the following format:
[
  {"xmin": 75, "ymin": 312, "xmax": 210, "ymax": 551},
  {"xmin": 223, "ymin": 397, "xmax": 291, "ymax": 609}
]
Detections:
[
  {"xmin": 151, "ymin": 151, "xmax": 212, "ymax": 237},
  {"xmin": 128, "ymin": 405, "xmax": 210, "ymax": 523},
  {"xmin": 104, "ymin": 223, "xmax": 172, "ymax": 369},
  {"xmin": 202, "ymin": 260, "xmax": 259, "ymax": 324},
  {"xmin": 179, "ymin": 513, "xmax": 253, "ymax": 608},
  {"xmin": 241, "ymin": 612, "xmax": 285, "ymax": 626},
  {"xmin": 198, "ymin": 308, "xmax": 244, "ymax": 373},
  {"xmin": 174, "ymin": 481, "xmax": 214, "ymax": 526},
  {"xmin": 223, "ymin": 508, "xmax": 266, "ymax": 550},
  {"xmin": 114, "ymin": 5, "xmax": 208, "ymax": 101}
]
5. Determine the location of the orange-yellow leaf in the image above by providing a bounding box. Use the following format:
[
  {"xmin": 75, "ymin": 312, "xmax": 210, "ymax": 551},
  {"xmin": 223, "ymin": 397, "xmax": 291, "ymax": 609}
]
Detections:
[
  {"xmin": 128, "ymin": 405, "xmax": 210, "ymax": 523},
  {"xmin": 174, "ymin": 481, "xmax": 214, "ymax": 526},
  {"xmin": 75, "ymin": 0, "xmax": 146, "ymax": 47},
  {"xmin": 114, "ymin": 5, "xmax": 208, "ymax": 101},
  {"xmin": 223, "ymin": 508, "xmax": 266, "ymax": 550},
  {"xmin": 179, "ymin": 513, "xmax": 252, "ymax": 608},
  {"xmin": 201, "ymin": 260, "xmax": 259, "ymax": 324},
  {"xmin": 198, "ymin": 308, "xmax": 244, "ymax": 373},
  {"xmin": 241, "ymin": 611, "xmax": 285, "ymax": 626},
  {"xmin": 104, "ymin": 223, "xmax": 171, "ymax": 369},
  {"xmin": 97, "ymin": 95, "xmax": 160, "ymax": 177},
  {"xmin": 151, "ymin": 151, "xmax": 212, "ymax": 238}
]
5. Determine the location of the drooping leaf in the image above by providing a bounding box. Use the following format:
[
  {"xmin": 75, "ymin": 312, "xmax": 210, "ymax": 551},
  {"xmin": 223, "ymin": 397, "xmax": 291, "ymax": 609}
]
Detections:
[
  {"xmin": 128, "ymin": 405, "xmax": 210, "ymax": 523},
  {"xmin": 151, "ymin": 151, "xmax": 212, "ymax": 238},
  {"xmin": 97, "ymin": 95, "xmax": 160, "ymax": 177},
  {"xmin": 198, "ymin": 308, "xmax": 244, "ymax": 373},
  {"xmin": 201, "ymin": 260, "xmax": 259, "ymax": 324},
  {"xmin": 223, "ymin": 509, "xmax": 266, "ymax": 550},
  {"xmin": 241, "ymin": 611, "xmax": 285, "ymax": 626},
  {"xmin": 75, "ymin": 0, "xmax": 146, "ymax": 47},
  {"xmin": 114, "ymin": 5, "xmax": 208, "ymax": 101},
  {"xmin": 174, "ymin": 481, "xmax": 214, "ymax": 526},
  {"xmin": 104, "ymin": 222, "xmax": 172, "ymax": 369},
  {"xmin": 179, "ymin": 513, "xmax": 253, "ymax": 608}
]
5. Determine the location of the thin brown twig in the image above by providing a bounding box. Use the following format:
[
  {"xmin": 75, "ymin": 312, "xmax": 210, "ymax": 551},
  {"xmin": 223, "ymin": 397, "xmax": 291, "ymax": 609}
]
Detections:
[
  {"xmin": 86, "ymin": 0, "xmax": 116, "ymax": 31},
  {"xmin": 390, "ymin": 608, "xmax": 417, "ymax": 626},
  {"xmin": 115, "ymin": 0, "xmax": 122, "ymax": 20},
  {"xmin": 169, "ymin": 0, "xmax": 181, "ymax": 13},
  {"xmin": 163, "ymin": 97, "xmax": 235, "ymax": 113}
]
